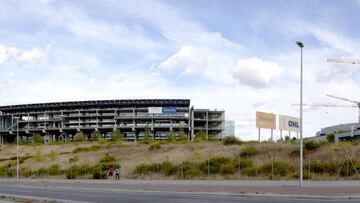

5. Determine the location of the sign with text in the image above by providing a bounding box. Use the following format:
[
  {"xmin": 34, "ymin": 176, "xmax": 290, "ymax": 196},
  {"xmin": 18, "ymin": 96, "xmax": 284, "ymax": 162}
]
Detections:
[
  {"xmin": 148, "ymin": 107, "xmax": 163, "ymax": 114},
  {"xmin": 256, "ymin": 111, "xmax": 276, "ymax": 129},
  {"xmin": 279, "ymin": 115, "xmax": 300, "ymax": 132}
]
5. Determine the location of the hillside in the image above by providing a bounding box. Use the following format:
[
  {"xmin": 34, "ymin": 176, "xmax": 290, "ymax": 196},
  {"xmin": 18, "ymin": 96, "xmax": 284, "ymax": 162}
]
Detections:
[{"xmin": 0, "ymin": 140, "xmax": 359, "ymax": 180}]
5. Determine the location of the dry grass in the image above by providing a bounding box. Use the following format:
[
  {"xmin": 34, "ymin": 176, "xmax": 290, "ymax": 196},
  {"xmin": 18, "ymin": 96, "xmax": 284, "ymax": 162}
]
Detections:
[{"xmin": 0, "ymin": 141, "xmax": 359, "ymax": 179}]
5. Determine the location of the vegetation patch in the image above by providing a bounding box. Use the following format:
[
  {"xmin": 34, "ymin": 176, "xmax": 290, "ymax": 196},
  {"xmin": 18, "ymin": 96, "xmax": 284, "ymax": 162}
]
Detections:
[
  {"xmin": 240, "ymin": 146, "xmax": 258, "ymax": 158},
  {"xmin": 149, "ymin": 143, "xmax": 161, "ymax": 151}
]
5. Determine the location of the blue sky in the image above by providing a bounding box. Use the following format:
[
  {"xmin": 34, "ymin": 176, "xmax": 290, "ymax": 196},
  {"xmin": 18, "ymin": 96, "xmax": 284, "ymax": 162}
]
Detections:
[{"xmin": 1, "ymin": 0, "xmax": 360, "ymax": 140}]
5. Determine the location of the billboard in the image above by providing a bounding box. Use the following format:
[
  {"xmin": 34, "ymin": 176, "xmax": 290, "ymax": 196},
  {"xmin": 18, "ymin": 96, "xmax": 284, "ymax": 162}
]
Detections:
[
  {"xmin": 256, "ymin": 111, "xmax": 276, "ymax": 129},
  {"xmin": 148, "ymin": 107, "xmax": 163, "ymax": 114},
  {"xmin": 279, "ymin": 115, "xmax": 300, "ymax": 132},
  {"xmin": 163, "ymin": 107, "xmax": 177, "ymax": 114}
]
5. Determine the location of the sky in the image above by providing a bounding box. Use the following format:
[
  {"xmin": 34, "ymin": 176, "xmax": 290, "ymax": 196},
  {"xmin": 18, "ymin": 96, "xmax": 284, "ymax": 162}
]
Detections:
[{"xmin": 1, "ymin": 0, "xmax": 360, "ymax": 140}]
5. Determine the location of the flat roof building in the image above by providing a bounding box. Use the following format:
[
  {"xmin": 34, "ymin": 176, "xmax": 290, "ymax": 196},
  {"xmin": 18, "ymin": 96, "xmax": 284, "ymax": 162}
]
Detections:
[{"xmin": 0, "ymin": 99, "xmax": 225, "ymax": 144}]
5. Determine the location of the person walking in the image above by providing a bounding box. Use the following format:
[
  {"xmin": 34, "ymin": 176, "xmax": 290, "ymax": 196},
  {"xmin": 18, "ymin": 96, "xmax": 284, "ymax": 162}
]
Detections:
[
  {"xmin": 108, "ymin": 166, "xmax": 114, "ymax": 179},
  {"xmin": 115, "ymin": 167, "xmax": 120, "ymax": 180}
]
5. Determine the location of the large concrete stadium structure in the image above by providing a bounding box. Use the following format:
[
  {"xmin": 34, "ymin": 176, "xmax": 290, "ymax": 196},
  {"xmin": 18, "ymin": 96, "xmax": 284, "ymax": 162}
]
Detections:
[{"xmin": 0, "ymin": 99, "xmax": 225, "ymax": 144}]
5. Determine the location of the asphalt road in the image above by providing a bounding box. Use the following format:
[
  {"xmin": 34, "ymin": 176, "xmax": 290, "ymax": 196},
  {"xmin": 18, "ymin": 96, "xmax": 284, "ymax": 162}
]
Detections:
[{"xmin": 0, "ymin": 185, "xmax": 358, "ymax": 203}]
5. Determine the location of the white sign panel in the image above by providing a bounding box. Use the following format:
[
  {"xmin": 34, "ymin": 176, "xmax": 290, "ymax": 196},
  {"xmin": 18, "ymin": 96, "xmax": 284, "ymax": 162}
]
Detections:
[
  {"xmin": 279, "ymin": 115, "xmax": 300, "ymax": 132},
  {"xmin": 148, "ymin": 107, "xmax": 163, "ymax": 114}
]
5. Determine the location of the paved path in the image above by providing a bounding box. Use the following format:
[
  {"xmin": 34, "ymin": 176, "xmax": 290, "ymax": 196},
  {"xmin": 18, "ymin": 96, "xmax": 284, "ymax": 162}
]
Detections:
[
  {"xmin": 0, "ymin": 185, "xmax": 358, "ymax": 203},
  {"xmin": 0, "ymin": 179, "xmax": 359, "ymax": 202}
]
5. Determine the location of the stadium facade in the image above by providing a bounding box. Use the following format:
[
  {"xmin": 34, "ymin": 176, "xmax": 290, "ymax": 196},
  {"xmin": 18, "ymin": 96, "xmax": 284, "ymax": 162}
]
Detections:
[{"xmin": 0, "ymin": 99, "xmax": 225, "ymax": 144}]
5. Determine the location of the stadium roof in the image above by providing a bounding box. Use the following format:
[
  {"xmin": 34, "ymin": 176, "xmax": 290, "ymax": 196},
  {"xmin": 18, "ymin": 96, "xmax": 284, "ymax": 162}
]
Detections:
[{"xmin": 0, "ymin": 99, "xmax": 190, "ymax": 113}]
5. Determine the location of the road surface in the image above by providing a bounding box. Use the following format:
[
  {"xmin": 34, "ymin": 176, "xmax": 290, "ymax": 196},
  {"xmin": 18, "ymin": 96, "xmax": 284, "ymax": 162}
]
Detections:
[{"xmin": 0, "ymin": 179, "xmax": 359, "ymax": 202}]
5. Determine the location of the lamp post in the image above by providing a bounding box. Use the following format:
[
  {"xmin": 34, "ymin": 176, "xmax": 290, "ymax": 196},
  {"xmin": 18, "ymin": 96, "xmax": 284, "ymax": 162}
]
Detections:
[
  {"xmin": 296, "ymin": 41, "xmax": 304, "ymax": 187},
  {"xmin": 14, "ymin": 117, "xmax": 19, "ymax": 181}
]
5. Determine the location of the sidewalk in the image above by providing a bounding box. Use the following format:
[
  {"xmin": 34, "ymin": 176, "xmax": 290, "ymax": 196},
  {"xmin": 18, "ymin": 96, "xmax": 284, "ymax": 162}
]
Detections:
[{"xmin": 1, "ymin": 179, "xmax": 360, "ymax": 198}]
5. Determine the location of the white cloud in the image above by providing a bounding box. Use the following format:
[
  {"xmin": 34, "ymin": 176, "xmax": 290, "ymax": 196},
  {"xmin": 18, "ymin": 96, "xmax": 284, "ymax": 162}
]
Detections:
[
  {"xmin": 0, "ymin": 44, "xmax": 8, "ymax": 63},
  {"xmin": 17, "ymin": 48, "xmax": 47, "ymax": 64},
  {"xmin": 233, "ymin": 57, "xmax": 283, "ymax": 88}
]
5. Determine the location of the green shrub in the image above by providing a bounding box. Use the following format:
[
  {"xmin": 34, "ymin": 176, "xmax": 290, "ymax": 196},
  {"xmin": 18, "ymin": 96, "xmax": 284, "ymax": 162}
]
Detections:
[
  {"xmin": 149, "ymin": 143, "xmax": 161, "ymax": 151},
  {"xmin": 289, "ymin": 148, "xmax": 300, "ymax": 157},
  {"xmin": 194, "ymin": 131, "xmax": 206, "ymax": 142},
  {"xmin": 112, "ymin": 129, "xmax": 123, "ymax": 142},
  {"xmin": 166, "ymin": 131, "xmax": 175, "ymax": 142},
  {"xmin": 177, "ymin": 130, "xmax": 188, "ymax": 141},
  {"xmin": 160, "ymin": 161, "xmax": 179, "ymax": 176},
  {"xmin": 326, "ymin": 133, "xmax": 335, "ymax": 143},
  {"xmin": 48, "ymin": 164, "xmax": 60, "ymax": 175},
  {"xmin": 99, "ymin": 154, "xmax": 116, "ymax": 163},
  {"xmin": 133, "ymin": 163, "xmax": 157, "ymax": 175},
  {"xmin": 99, "ymin": 163, "xmax": 121, "ymax": 171},
  {"xmin": 74, "ymin": 132, "xmax": 85, "ymax": 142},
  {"xmin": 93, "ymin": 171, "xmax": 107, "ymax": 179},
  {"xmin": 304, "ymin": 141, "xmax": 321, "ymax": 151},
  {"xmin": 48, "ymin": 150, "xmax": 58, "ymax": 160},
  {"xmin": 73, "ymin": 145, "xmax": 104, "ymax": 153},
  {"xmin": 34, "ymin": 151, "xmax": 44, "ymax": 162},
  {"xmin": 69, "ymin": 156, "xmax": 79, "ymax": 163},
  {"xmin": 91, "ymin": 130, "xmax": 101, "ymax": 141},
  {"xmin": 220, "ymin": 162, "xmax": 237, "ymax": 175},
  {"xmin": 260, "ymin": 160, "xmax": 293, "ymax": 177},
  {"xmin": 223, "ymin": 136, "xmax": 240, "ymax": 145},
  {"xmin": 235, "ymin": 158, "xmax": 253, "ymax": 169},
  {"xmin": 200, "ymin": 157, "xmax": 233, "ymax": 174},
  {"xmin": 240, "ymin": 146, "xmax": 258, "ymax": 158},
  {"xmin": 32, "ymin": 133, "xmax": 43, "ymax": 144},
  {"xmin": 241, "ymin": 166, "xmax": 257, "ymax": 176},
  {"xmin": 66, "ymin": 171, "xmax": 76, "ymax": 179},
  {"xmin": 181, "ymin": 162, "xmax": 202, "ymax": 178}
]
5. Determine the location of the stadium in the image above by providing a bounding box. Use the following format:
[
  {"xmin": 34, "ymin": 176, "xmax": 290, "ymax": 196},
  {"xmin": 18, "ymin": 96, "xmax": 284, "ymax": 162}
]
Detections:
[{"xmin": 0, "ymin": 99, "xmax": 225, "ymax": 144}]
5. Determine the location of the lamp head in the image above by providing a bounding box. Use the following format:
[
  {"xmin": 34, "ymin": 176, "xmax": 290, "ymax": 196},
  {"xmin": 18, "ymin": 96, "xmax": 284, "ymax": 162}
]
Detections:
[{"xmin": 296, "ymin": 41, "xmax": 304, "ymax": 48}]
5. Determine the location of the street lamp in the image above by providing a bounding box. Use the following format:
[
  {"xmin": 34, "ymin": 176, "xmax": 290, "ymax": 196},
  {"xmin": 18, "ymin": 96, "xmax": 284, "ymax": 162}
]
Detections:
[
  {"xmin": 13, "ymin": 117, "xmax": 20, "ymax": 181},
  {"xmin": 296, "ymin": 41, "xmax": 304, "ymax": 187}
]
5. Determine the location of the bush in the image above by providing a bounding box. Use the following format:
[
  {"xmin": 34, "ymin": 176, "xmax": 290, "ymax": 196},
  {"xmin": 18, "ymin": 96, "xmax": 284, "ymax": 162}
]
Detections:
[
  {"xmin": 149, "ymin": 143, "xmax": 161, "ymax": 151},
  {"xmin": 99, "ymin": 163, "xmax": 121, "ymax": 171},
  {"xmin": 200, "ymin": 157, "xmax": 233, "ymax": 174},
  {"xmin": 48, "ymin": 150, "xmax": 58, "ymax": 160},
  {"xmin": 289, "ymin": 148, "xmax": 300, "ymax": 157},
  {"xmin": 240, "ymin": 146, "xmax": 258, "ymax": 158},
  {"xmin": 166, "ymin": 131, "xmax": 175, "ymax": 142},
  {"xmin": 177, "ymin": 130, "xmax": 188, "ymax": 141},
  {"xmin": 304, "ymin": 141, "xmax": 321, "ymax": 151},
  {"xmin": 75, "ymin": 132, "xmax": 85, "ymax": 142},
  {"xmin": 91, "ymin": 130, "xmax": 101, "ymax": 141},
  {"xmin": 48, "ymin": 164, "xmax": 60, "ymax": 175},
  {"xmin": 223, "ymin": 136, "xmax": 240, "ymax": 145},
  {"xmin": 69, "ymin": 156, "xmax": 79, "ymax": 163},
  {"xmin": 99, "ymin": 154, "xmax": 116, "ymax": 163},
  {"xmin": 34, "ymin": 151, "xmax": 44, "ymax": 162},
  {"xmin": 133, "ymin": 163, "xmax": 158, "ymax": 175},
  {"xmin": 66, "ymin": 171, "xmax": 77, "ymax": 179},
  {"xmin": 260, "ymin": 160, "xmax": 293, "ymax": 177},
  {"xmin": 32, "ymin": 133, "xmax": 43, "ymax": 144},
  {"xmin": 194, "ymin": 131, "xmax": 206, "ymax": 142},
  {"xmin": 220, "ymin": 162, "xmax": 237, "ymax": 175},
  {"xmin": 112, "ymin": 129, "xmax": 123, "ymax": 142},
  {"xmin": 73, "ymin": 145, "xmax": 104, "ymax": 153},
  {"xmin": 326, "ymin": 133, "xmax": 335, "ymax": 143},
  {"xmin": 93, "ymin": 171, "xmax": 107, "ymax": 179}
]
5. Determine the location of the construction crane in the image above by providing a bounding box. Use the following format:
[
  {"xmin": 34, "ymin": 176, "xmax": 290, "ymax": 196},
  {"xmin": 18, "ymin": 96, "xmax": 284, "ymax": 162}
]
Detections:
[
  {"xmin": 327, "ymin": 58, "xmax": 360, "ymax": 65},
  {"xmin": 293, "ymin": 95, "xmax": 360, "ymax": 123}
]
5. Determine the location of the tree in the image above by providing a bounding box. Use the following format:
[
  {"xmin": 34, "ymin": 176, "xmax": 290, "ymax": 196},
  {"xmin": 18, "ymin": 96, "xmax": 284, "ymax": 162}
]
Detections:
[
  {"xmin": 143, "ymin": 126, "xmax": 152, "ymax": 142},
  {"xmin": 327, "ymin": 133, "xmax": 335, "ymax": 143},
  {"xmin": 166, "ymin": 130, "xmax": 175, "ymax": 142},
  {"xmin": 177, "ymin": 130, "xmax": 187, "ymax": 141},
  {"xmin": 91, "ymin": 130, "xmax": 101, "ymax": 141},
  {"xmin": 194, "ymin": 130, "xmax": 206, "ymax": 142},
  {"xmin": 32, "ymin": 133, "xmax": 43, "ymax": 144},
  {"xmin": 75, "ymin": 132, "xmax": 85, "ymax": 142},
  {"xmin": 112, "ymin": 129, "xmax": 123, "ymax": 142}
]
